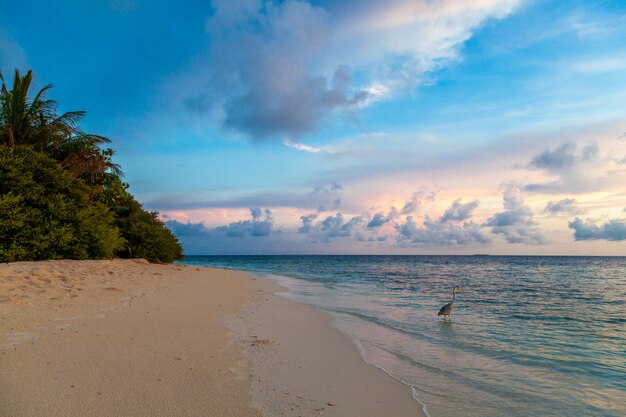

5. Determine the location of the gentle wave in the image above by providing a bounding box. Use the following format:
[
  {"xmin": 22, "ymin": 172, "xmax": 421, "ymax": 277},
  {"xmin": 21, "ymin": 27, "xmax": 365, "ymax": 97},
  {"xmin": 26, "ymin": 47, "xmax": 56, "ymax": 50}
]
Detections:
[{"xmin": 184, "ymin": 255, "xmax": 626, "ymax": 417}]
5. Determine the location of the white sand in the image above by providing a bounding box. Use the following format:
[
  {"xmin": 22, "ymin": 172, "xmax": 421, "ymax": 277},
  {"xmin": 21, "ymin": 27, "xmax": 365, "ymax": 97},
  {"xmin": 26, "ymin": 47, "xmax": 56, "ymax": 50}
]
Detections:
[
  {"xmin": 0, "ymin": 260, "xmax": 261, "ymax": 417},
  {"xmin": 1, "ymin": 260, "xmax": 423, "ymax": 417}
]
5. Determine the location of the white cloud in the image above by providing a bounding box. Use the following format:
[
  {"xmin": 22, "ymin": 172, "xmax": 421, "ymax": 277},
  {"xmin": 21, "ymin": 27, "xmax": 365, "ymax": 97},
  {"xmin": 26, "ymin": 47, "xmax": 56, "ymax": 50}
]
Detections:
[
  {"xmin": 367, "ymin": 189, "xmax": 436, "ymax": 228},
  {"xmin": 524, "ymin": 141, "xmax": 626, "ymax": 194},
  {"xmin": 573, "ymin": 56, "xmax": 626, "ymax": 74},
  {"xmin": 543, "ymin": 198, "xmax": 584, "ymax": 215},
  {"xmin": 282, "ymin": 140, "xmax": 337, "ymax": 153},
  {"xmin": 328, "ymin": 0, "xmax": 520, "ymax": 93},
  {"xmin": 485, "ymin": 184, "xmax": 544, "ymax": 244},
  {"xmin": 395, "ymin": 216, "xmax": 489, "ymax": 247},
  {"xmin": 394, "ymin": 198, "xmax": 490, "ymax": 247},
  {"xmin": 298, "ymin": 212, "xmax": 365, "ymax": 242},
  {"xmin": 178, "ymin": 207, "xmax": 276, "ymax": 237},
  {"xmin": 147, "ymin": 183, "xmax": 343, "ymax": 212},
  {"xmin": 184, "ymin": 0, "xmax": 521, "ymax": 140},
  {"xmin": 569, "ymin": 217, "xmax": 626, "ymax": 241}
]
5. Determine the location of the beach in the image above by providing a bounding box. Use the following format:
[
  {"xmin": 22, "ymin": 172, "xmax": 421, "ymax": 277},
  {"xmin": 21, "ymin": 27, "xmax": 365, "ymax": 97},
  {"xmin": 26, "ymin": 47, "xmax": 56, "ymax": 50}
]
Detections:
[
  {"xmin": 4, "ymin": 2, "xmax": 626, "ymax": 415},
  {"xmin": 186, "ymin": 255, "xmax": 626, "ymax": 417},
  {"xmin": 0, "ymin": 260, "xmax": 421, "ymax": 417}
]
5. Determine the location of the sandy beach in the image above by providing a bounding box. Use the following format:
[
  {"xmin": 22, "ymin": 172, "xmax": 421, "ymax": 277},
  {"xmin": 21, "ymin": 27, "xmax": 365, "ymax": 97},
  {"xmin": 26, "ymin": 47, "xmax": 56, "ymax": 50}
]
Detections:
[{"xmin": 0, "ymin": 260, "xmax": 421, "ymax": 417}]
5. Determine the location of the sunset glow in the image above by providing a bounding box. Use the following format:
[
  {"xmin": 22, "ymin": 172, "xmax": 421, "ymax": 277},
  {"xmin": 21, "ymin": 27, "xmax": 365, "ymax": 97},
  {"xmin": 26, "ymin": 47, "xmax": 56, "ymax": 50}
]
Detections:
[{"xmin": 4, "ymin": 0, "xmax": 625, "ymax": 254}]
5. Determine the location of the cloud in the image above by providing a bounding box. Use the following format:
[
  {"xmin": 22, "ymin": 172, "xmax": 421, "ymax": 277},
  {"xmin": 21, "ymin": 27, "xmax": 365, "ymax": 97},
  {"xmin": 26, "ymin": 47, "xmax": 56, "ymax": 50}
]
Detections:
[
  {"xmin": 320, "ymin": 213, "xmax": 364, "ymax": 240},
  {"xmin": 168, "ymin": 207, "xmax": 276, "ymax": 238},
  {"xmin": 166, "ymin": 215, "xmax": 298, "ymax": 255},
  {"xmin": 401, "ymin": 188, "xmax": 437, "ymax": 213},
  {"xmin": 524, "ymin": 142, "xmax": 603, "ymax": 194},
  {"xmin": 165, "ymin": 207, "xmax": 285, "ymax": 254},
  {"xmin": 543, "ymin": 198, "xmax": 584, "ymax": 215},
  {"xmin": 568, "ymin": 218, "xmax": 626, "ymax": 241},
  {"xmin": 485, "ymin": 185, "xmax": 544, "ymax": 244},
  {"xmin": 296, "ymin": 212, "xmax": 363, "ymax": 242},
  {"xmin": 189, "ymin": 2, "xmax": 368, "ymax": 140},
  {"xmin": 295, "ymin": 183, "xmax": 347, "ymax": 232},
  {"xmin": 293, "ymin": 190, "xmax": 439, "ymax": 240},
  {"xmin": 147, "ymin": 183, "xmax": 342, "ymax": 212},
  {"xmin": 310, "ymin": 182, "xmax": 343, "ymax": 211},
  {"xmin": 298, "ymin": 213, "xmax": 318, "ymax": 233},
  {"xmin": 367, "ymin": 212, "xmax": 394, "ymax": 228},
  {"xmin": 227, "ymin": 208, "xmax": 272, "ymax": 236},
  {"xmin": 328, "ymin": 0, "xmax": 519, "ymax": 91},
  {"xmin": 295, "ymin": 192, "xmax": 486, "ymax": 247},
  {"xmin": 166, "ymin": 220, "xmax": 207, "ymax": 237},
  {"xmin": 282, "ymin": 140, "xmax": 337, "ymax": 153},
  {"xmin": 573, "ymin": 56, "xmax": 626, "ymax": 74},
  {"xmin": 395, "ymin": 216, "xmax": 490, "ymax": 247},
  {"xmin": 215, "ymin": 207, "xmax": 275, "ymax": 237},
  {"xmin": 367, "ymin": 189, "xmax": 435, "ymax": 228},
  {"xmin": 440, "ymin": 199, "xmax": 479, "ymax": 223},
  {"xmin": 185, "ymin": 0, "xmax": 520, "ymax": 141},
  {"xmin": 394, "ymin": 198, "xmax": 490, "ymax": 247},
  {"xmin": 529, "ymin": 143, "xmax": 579, "ymax": 170},
  {"xmin": 296, "ymin": 209, "xmax": 367, "ymax": 242}
]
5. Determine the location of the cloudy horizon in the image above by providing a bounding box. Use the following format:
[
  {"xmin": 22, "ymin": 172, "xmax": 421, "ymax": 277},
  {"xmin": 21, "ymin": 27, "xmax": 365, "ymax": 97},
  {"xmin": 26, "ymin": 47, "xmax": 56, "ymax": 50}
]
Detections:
[{"xmin": 3, "ymin": 0, "xmax": 626, "ymax": 255}]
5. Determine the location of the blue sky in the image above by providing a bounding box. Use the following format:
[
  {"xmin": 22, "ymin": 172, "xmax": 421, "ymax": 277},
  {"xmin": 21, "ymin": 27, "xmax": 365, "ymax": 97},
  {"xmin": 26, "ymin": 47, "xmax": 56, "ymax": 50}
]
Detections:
[{"xmin": 2, "ymin": 0, "xmax": 626, "ymax": 254}]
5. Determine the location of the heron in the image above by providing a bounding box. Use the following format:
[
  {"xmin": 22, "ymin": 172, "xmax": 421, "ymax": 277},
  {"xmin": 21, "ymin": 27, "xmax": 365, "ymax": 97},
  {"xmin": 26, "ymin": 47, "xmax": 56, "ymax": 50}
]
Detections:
[{"xmin": 438, "ymin": 286, "xmax": 460, "ymax": 321}]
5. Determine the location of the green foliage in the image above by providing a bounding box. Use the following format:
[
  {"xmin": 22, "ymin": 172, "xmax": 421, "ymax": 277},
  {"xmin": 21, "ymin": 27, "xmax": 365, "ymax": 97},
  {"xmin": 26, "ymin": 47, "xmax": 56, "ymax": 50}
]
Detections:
[
  {"xmin": 0, "ymin": 146, "xmax": 123, "ymax": 262},
  {"xmin": 103, "ymin": 176, "xmax": 183, "ymax": 263},
  {"xmin": 0, "ymin": 70, "xmax": 119, "ymax": 183},
  {"xmin": 0, "ymin": 69, "xmax": 184, "ymax": 263}
]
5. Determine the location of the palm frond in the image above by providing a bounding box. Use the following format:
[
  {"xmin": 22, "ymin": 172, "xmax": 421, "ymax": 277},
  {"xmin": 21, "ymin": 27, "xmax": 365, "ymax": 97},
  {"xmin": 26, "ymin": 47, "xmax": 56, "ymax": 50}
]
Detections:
[
  {"xmin": 55, "ymin": 110, "xmax": 86, "ymax": 128},
  {"xmin": 0, "ymin": 68, "xmax": 123, "ymax": 182}
]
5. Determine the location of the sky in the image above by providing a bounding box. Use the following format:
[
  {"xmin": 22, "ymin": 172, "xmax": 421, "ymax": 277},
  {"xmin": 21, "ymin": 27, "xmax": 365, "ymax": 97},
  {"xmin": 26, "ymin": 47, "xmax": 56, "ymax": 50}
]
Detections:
[{"xmin": 2, "ymin": 0, "xmax": 626, "ymax": 255}]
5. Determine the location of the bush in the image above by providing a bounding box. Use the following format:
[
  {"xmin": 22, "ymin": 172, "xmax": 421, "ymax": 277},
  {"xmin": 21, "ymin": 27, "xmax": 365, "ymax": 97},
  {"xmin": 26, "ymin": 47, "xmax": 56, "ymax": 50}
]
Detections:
[
  {"xmin": 0, "ymin": 146, "xmax": 123, "ymax": 262},
  {"xmin": 102, "ymin": 175, "xmax": 183, "ymax": 263},
  {"xmin": 112, "ymin": 199, "xmax": 184, "ymax": 263},
  {"xmin": 1, "ymin": 69, "xmax": 184, "ymax": 264}
]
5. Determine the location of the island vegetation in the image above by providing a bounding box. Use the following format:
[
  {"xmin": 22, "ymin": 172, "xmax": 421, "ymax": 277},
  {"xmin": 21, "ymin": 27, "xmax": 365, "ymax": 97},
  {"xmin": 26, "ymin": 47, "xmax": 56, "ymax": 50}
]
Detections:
[{"xmin": 0, "ymin": 69, "xmax": 183, "ymax": 263}]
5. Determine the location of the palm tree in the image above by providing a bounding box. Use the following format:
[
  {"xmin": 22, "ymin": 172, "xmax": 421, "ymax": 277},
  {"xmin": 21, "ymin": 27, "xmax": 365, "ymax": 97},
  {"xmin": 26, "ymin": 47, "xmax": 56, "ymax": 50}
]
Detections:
[
  {"xmin": 0, "ymin": 69, "xmax": 121, "ymax": 182},
  {"xmin": 0, "ymin": 69, "xmax": 54, "ymax": 147}
]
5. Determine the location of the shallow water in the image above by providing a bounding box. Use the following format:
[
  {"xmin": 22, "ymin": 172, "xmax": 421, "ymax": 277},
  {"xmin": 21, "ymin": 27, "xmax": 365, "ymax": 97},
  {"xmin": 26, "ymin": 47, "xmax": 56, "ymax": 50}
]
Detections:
[{"xmin": 183, "ymin": 255, "xmax": 626, "ymax": 417}]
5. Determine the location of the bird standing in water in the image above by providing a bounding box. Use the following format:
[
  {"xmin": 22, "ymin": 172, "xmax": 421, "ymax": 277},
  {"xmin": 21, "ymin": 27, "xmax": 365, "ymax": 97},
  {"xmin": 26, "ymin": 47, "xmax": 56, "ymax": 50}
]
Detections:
[{"xmin": 438, "ymin": 286, "xmax": 460, "ymax": 321}]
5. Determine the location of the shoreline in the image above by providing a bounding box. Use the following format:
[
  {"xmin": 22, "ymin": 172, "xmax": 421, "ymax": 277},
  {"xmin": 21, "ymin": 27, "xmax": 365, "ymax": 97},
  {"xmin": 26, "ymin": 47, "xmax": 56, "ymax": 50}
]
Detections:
[
  {"xmin": 227, "ymin": 273, "xmax": 423, "ymax": 417},
  {"xmin": 233, "ymin": 271, "xmax": 432, "ymax": 417},
  {"xmin": 1, "ymin": 260, "xmax": 422, "ymax": 417}
]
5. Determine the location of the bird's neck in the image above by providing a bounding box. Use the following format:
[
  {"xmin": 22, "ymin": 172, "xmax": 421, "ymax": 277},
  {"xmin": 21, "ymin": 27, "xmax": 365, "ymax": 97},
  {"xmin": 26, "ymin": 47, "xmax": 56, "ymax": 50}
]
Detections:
[{"xmin": 451, "ymin": 291, "xmax": 456, "ymax": 303}]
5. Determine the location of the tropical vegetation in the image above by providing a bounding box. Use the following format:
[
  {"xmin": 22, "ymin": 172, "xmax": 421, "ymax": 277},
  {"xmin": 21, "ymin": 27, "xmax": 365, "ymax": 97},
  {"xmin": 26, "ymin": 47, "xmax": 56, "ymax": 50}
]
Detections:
[{"xmin": 0, "ymin": 69, "xmax": 183, "ymax": 263}]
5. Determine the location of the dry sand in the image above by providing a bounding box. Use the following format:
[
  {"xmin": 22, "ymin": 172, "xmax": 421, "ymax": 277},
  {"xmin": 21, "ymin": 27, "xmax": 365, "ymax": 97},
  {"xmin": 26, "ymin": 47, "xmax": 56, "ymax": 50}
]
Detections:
[
  {"xmin": 0, "ymin": 260, "xmax": 260, "ymax": 417},
  {"xmin": 0, "ymin": 260, "xmax": 422, "ymax": 417}
]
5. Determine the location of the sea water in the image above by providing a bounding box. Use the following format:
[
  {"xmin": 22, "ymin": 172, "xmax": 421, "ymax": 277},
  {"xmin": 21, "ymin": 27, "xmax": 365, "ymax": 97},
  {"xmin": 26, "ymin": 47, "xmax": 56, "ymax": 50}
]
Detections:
[{"xmin": 183, "ymin": 255, "xmax": 626, "ymax": 417}]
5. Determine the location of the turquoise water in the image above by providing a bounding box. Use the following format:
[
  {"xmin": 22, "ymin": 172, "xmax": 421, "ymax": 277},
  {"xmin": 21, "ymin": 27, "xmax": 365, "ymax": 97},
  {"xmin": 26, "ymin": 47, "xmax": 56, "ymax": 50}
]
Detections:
[{"xmin": 183, "ymin": 256, "xmax": 626, "ymax": 417}]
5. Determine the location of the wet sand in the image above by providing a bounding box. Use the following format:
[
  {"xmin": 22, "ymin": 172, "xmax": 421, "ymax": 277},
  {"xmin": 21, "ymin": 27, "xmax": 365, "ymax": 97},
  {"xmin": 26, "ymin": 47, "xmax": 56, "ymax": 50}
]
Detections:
[{"xmin": 229, "ymin": 276, "xmax": 422, "ymax": 417}]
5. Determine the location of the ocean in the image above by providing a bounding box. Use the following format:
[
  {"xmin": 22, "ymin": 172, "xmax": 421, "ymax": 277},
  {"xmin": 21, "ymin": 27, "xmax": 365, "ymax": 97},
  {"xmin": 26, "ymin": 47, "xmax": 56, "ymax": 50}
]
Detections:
[{"xmin": 182, "ymin": 255, "xmax": 626, "ymax": 417}]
